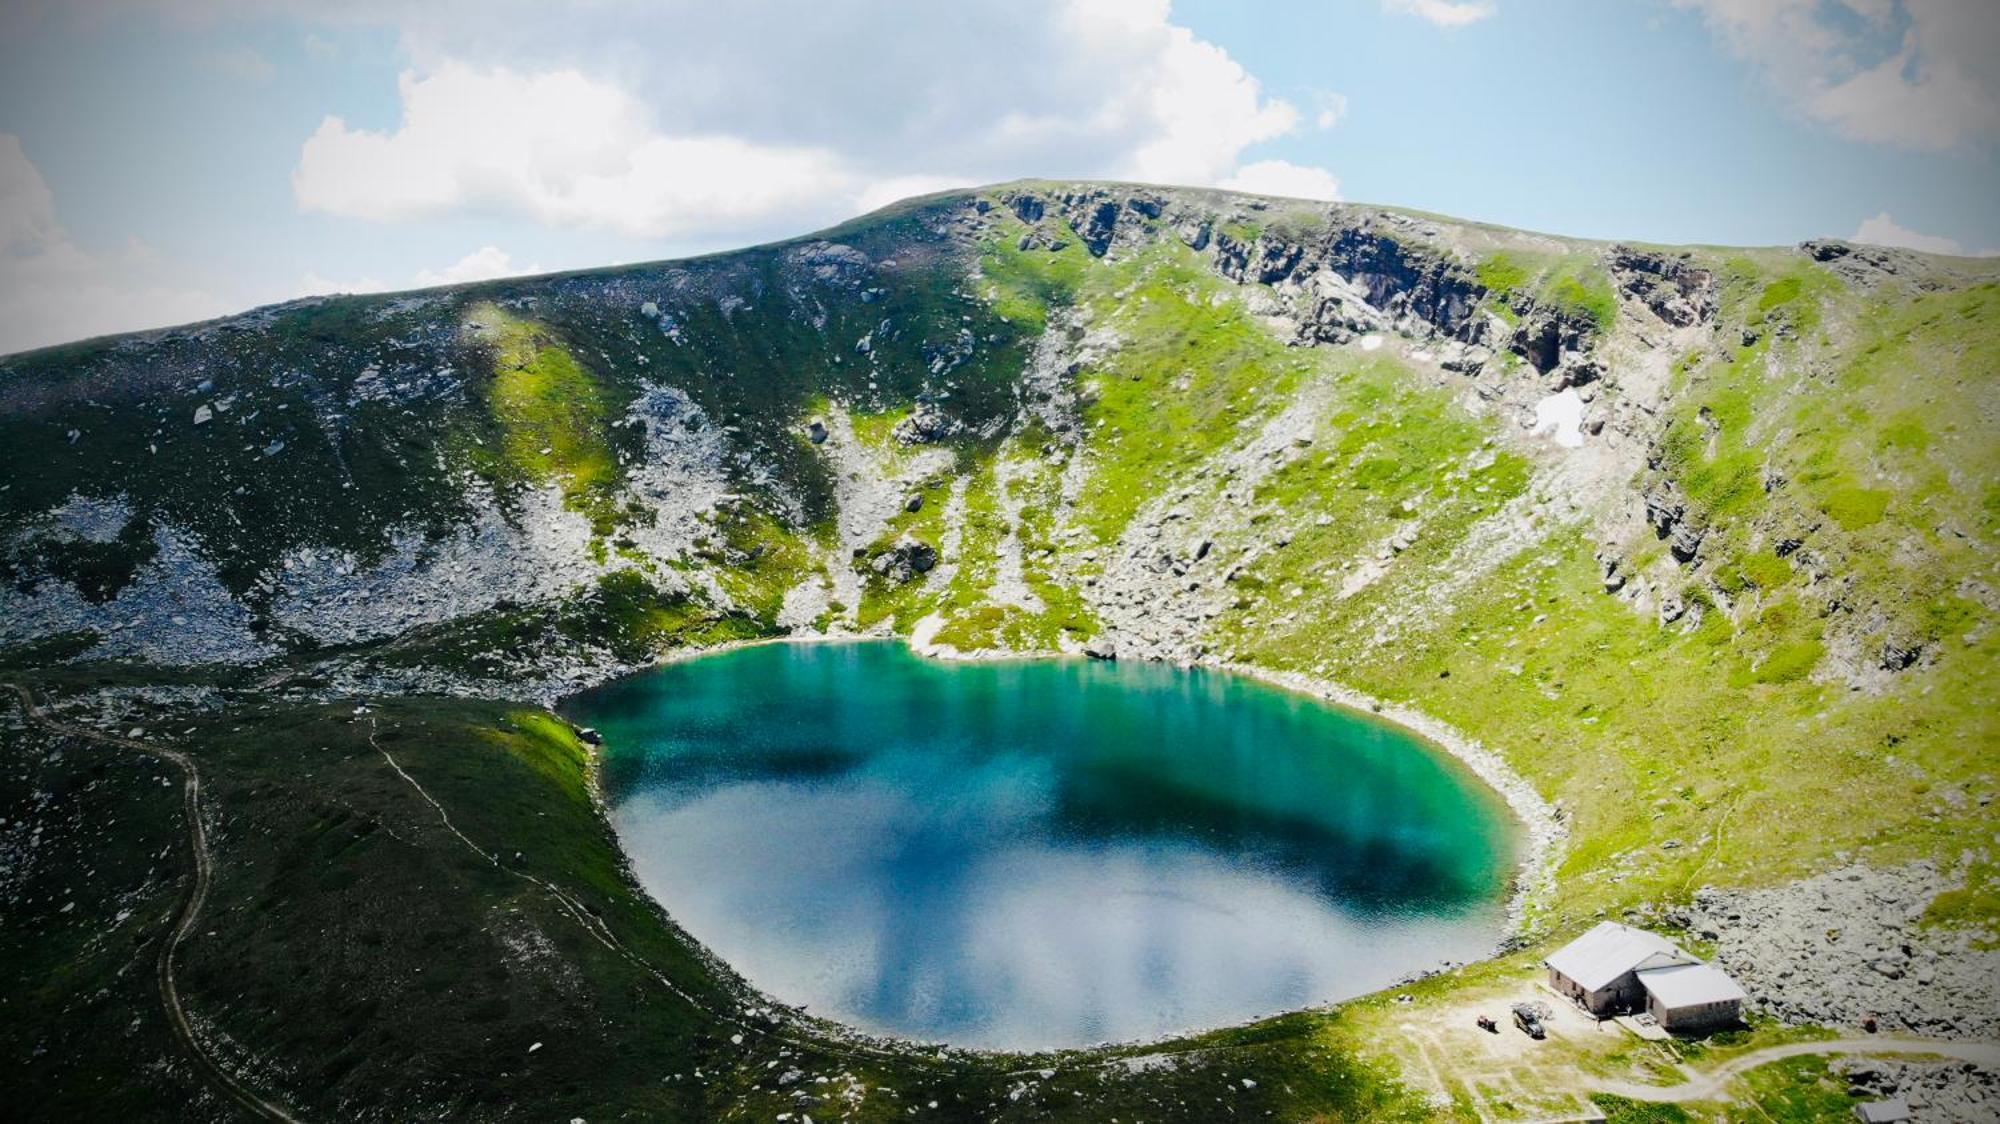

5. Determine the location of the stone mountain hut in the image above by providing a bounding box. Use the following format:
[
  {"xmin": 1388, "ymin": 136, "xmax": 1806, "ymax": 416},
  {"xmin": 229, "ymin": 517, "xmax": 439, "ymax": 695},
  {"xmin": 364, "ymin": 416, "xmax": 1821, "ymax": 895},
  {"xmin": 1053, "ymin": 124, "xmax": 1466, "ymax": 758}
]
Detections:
[
  {"xmin": 1544, "ymin": 921, "xmax": 1697, "ymax": 1016},
  {"xmin": 1634, "ymin": 961, "xmax": 1748, "ymax": 1032},
  {"xmin": 1543, "ymin": 921, "xmax": 1748, "ymax": 1031}
]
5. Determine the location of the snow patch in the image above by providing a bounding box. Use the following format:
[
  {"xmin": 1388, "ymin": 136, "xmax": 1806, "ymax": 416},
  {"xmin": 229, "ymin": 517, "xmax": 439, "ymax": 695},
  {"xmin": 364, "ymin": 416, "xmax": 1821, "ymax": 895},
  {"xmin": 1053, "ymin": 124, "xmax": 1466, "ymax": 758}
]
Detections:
[{"xmin": 1532, "ymin": 388, "xmax": 1586, "ymax": 448}]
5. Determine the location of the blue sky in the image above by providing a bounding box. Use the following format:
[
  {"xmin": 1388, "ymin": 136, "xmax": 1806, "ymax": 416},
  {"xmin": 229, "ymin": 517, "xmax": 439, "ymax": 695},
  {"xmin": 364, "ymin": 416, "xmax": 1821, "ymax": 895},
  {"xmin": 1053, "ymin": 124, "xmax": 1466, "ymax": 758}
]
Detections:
[{"xmin": 1, "ymin": 0, "xmax": 1995, "ymax": 353}]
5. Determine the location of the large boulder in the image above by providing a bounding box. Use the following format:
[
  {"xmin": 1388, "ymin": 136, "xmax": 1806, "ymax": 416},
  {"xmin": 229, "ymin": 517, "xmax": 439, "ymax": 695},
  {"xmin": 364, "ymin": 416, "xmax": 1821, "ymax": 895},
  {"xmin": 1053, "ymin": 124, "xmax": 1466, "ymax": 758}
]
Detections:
[
  {"xmin": 892, "ymin": 400, "xmax": 961, "ymax": 445},
  {"xmin": 869, "ymin": 537, "xmax": 938, "ymax": 583}
]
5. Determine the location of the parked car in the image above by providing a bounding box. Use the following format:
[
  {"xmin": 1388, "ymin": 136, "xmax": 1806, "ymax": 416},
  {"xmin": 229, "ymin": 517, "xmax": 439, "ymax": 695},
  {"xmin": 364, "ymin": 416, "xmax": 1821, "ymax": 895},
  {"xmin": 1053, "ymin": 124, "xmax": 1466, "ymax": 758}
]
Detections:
[{"xmin": 1511, "ymin": 1003, "xmax": 1547, "ymax": 1039}]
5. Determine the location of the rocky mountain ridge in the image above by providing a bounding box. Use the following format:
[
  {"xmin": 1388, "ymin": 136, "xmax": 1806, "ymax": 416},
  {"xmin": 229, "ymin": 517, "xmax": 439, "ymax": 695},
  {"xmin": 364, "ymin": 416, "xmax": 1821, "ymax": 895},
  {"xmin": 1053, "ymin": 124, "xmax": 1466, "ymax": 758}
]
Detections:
[{"xmin": 7, "ymin": 182, "xmax": 1964, "ymax": 682}]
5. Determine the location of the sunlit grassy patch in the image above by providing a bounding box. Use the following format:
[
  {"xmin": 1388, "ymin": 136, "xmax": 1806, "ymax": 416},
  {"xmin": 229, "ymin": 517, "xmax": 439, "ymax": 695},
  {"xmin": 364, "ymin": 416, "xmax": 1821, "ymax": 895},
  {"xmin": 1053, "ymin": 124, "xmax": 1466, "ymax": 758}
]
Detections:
[{"xmin": 464, "ymin": 303, "xmax": 625, "ymax": 537}]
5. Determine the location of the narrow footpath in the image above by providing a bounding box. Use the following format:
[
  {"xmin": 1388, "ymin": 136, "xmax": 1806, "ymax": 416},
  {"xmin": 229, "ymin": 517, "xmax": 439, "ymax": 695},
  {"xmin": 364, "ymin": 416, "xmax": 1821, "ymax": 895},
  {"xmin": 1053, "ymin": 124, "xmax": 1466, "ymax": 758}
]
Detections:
[
  {"xmin": 5, "ymin": 682, "xmax": 303, "ymax": 1123},
  {"xmin": 1594, "ymin": 1036, "xmax": 2000, "ymax": 1103}
]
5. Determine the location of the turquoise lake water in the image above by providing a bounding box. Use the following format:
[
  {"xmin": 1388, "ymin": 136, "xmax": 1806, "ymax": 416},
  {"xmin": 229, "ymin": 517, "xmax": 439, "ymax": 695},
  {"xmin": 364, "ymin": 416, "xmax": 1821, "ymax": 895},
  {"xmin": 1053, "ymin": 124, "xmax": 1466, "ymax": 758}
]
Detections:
[{"xmin": 566, "ymin": 641, "xmax": 1519, "ymax": 1050}]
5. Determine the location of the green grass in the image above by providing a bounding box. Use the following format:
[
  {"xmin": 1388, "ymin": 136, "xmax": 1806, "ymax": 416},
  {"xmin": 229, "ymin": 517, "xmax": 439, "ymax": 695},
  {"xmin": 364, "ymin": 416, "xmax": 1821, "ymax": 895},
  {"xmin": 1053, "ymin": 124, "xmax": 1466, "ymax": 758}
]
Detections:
[
  {"xmin": 1068, "ymin": 246, "xmax": 1313, "ymax": 541},
  {"xmin": 1756, "ymin": 276, "xmax": 1804, "ymax": 312},
  {"xmin": 1475, "ymin": 251, "xmax": 1532, "ymax": 294},
  {"xmin": 0, "ymin": 681, "xmax": 1433, "ymax": 1121},
  {"xmin": 1722, "ymin": 549, "xmax": 1793, "ymax": 594},
  {"xmin": 699, "ymin": 504, "xmax": 823, "ymax": 628},
  {"xmin": 926, "ymin": 452, "xmax": 1017, "ymax": 649},
  {"xmin": 938, "ymin": 449, "xmax": 1100, "ymax": 652},
  {"xmin": 1924, "ymin": 860, "xmax": 2000, "ymax": 946},
  {"xmin": 1651, "ymin": 276, "xmax": 1999, "ymax": 685},
  {"xmin": 1735, "ymin": 258, "xmax": 1834, "ymax": 336},
  {"xmin": 848, "ymin": 402, "xmax": 915, "ymax": 452},
  {"xmin": 1474, "ymin": 248, "xmax": 1616, "ymax": 330},
  {"xmin": 464, "ymin": 304, "xmax": 626, "ymax": 538},
  {"xmin": 1548, "ymin": 268, "xmax": 1618, "ymax": 331},
  {"xmin": 853, "ymin": 484, "xmax": 955, "ymax": 632},
  {"xmin": 978, "ymin": 221, "xmax": 1091, "ymax": 332},
  {"xmin": 1590, "ymin": 1096, "xmax": 1693, "ymax": 1123},
  {"xmin": 0, "ymin": 701, "xmax": 198, "ymax": 1117},
  {"xmin": 1820, "ymin": 485, "xmax": 1890, "ymax": 530},
  {"xmin": 1731, "ymin": 1055, "xmax": 1861, "ymax": 1121},
  {"xmin": 1216, "ymin": 218, "xmax": 1263, "ymax": 242}
]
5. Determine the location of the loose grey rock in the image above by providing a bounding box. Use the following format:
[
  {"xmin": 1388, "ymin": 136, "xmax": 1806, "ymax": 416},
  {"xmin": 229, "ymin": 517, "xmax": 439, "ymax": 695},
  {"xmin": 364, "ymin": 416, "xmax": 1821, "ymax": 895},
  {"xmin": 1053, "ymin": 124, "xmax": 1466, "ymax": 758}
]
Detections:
[{"xmin": 1673, "ymin": 862, "xmax": 2000, "ymax": 1039}]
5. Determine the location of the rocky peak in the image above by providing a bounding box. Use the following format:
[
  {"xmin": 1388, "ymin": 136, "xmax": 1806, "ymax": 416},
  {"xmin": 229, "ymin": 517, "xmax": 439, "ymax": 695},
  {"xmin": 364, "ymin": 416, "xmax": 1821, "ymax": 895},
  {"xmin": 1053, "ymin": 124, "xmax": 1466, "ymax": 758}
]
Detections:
[{"xmin": 1608, "ymin": 245, "xmax": 1715, "ymax": 327}]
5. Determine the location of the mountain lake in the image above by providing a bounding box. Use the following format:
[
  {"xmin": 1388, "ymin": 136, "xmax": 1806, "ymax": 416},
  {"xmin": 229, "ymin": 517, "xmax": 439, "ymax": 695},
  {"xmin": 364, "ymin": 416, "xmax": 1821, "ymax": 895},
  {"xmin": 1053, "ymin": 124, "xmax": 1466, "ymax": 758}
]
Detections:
[{"xmin": 565, "ymin": 640, "xmax": 1520, "ymax": 1050}]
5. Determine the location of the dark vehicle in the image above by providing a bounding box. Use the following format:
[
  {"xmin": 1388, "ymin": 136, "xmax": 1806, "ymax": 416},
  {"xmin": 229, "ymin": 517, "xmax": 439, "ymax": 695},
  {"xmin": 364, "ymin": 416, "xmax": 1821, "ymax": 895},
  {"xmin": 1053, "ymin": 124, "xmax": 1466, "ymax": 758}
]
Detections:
[
  {"xmin": 1511, "ymin": 1003, "xmax": 1547, "ymax": 1039},
  {"xmin": 1476, "ymin": 1015, "xmax": 1498, "ymax": 1033}
]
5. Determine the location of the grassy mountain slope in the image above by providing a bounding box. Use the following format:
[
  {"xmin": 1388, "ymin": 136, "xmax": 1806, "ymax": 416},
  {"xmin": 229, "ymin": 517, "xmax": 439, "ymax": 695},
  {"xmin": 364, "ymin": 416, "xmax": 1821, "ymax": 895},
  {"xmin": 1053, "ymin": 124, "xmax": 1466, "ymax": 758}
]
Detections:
[{"xmin": 2, "ymin": 181, "xmax": 1995, "ymax": 1120}]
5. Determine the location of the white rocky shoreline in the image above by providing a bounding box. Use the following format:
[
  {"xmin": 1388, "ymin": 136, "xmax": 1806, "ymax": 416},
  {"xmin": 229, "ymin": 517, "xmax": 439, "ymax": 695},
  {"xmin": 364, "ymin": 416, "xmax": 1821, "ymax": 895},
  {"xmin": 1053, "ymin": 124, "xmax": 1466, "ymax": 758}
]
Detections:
[{"xmin": 1219, "ymin": 660, "xmax": 1567, "ymax": 939}]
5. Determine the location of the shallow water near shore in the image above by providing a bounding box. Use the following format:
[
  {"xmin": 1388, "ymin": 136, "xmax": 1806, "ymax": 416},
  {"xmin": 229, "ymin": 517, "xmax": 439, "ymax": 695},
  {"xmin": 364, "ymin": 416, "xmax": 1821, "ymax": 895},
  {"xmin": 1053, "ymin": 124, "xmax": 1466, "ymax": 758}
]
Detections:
[{"xmin": 568, "ymin": 641, "xmax": 1520, "ymax": 1050}]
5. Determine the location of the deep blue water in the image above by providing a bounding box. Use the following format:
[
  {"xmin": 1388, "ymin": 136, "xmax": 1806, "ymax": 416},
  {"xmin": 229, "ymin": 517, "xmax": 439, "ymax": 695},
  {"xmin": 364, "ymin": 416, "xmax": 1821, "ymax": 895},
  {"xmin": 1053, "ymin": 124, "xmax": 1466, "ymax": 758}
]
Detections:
[{"xmin": 567, "ymin": 641, "xmax": 1518, "ymax": 1050}]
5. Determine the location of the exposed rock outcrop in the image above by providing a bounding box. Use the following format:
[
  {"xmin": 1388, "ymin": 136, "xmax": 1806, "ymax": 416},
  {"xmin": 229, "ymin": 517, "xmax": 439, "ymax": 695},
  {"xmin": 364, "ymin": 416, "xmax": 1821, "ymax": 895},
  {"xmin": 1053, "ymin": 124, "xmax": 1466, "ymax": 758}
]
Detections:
[
  {"xmin": 1835, "ymin": 1056, "xmax": 1999, "ymax": 1124},
  {"xmin": 1213, "ymin": 220, "xmax": 1487, "ymax": 344},
  {"xmin": 1800, "ymin": 239, "xmax": 1914, "ymax": 288},
  {"xmin": 892, "ymin": 399, "xmax": 963, "ymax": 445},
  {"xmin": 1642, "ymin": 479, "xmax": 1707, "ymax": 563},
  {"xmin": 992, "ymin": 184, "xmax": 1497, "ymax": 352},
  {"xmin": 1608, "ymin": 245, "xmax": 1715, "ymax": 327},
  {"xmin": 1505, "ymin": 298, "xmax": 1601, "ymax": 374}
]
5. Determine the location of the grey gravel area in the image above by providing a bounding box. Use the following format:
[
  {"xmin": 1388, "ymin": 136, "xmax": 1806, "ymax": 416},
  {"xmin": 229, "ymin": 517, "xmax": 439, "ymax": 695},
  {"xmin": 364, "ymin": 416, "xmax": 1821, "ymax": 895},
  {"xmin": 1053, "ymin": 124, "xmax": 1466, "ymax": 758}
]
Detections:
[
  {"xmin": 1836, "ymin": 1055, "xmax": 1999, "ymax": 1124},
  {"xmin": 1672, "ymin": 861, "xmax": 2000, "ymax": 1039}
]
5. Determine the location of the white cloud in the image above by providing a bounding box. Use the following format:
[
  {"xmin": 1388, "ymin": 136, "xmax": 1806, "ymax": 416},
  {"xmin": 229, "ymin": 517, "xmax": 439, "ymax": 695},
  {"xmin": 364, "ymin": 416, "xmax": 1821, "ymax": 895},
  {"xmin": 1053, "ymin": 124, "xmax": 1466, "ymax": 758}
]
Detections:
[
  {"xmin": 1076, "ymin": 1, "xmax": 1302, "ymax": 185},
  {"xmin": 1849, "ymin": 211, "xmax": 1985, "ymax": 255},
  {"xmin": 296, "ymin": 244, "xmax": 541, "ymax": 297},
  {"xmin": 852, "ymin": 175, "xmax": 978, "ymax": 215},
  {"xmin": 295, "ymin": 269, "xmax": 386, "ymax": 297},
  {"xmin": 1677, "ymin": 0, "xmax": 2000, "ymax": 151},
  {"xmin": 290, "ymin": 0, "xmax": 1322, "ymax": 236},
  {"xmin": 411, "ymin": 244, "xmax": 537, "ymax": 286},
  {"xmin": 0, "ymin": 134, "xmax": 60, "ymax": 252},
  {"xmin": 209, "ymin": 45, "xmax": 274, "ymax": 82},
  {"xmin": 0, "ymin": 134, "xmax": 231, "ymax": 355},
  {"xmin": 1313, "ymin": 91, "xmax": 1350, "ymax": 130},
  {"xmin": 14, "ymin": 1, "xmax": 1346, "ymax": 350},
  {"xmin": 1216, "ymin": 159, "xmax": 1343, "ymax": 201},
  {"xmin": 295, "ymin": 64, "xmax": 851, "ymax": 238},
  {"xmin": 1385, "ymin": 0, "xmax": 1497, "ymax": 29}
]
